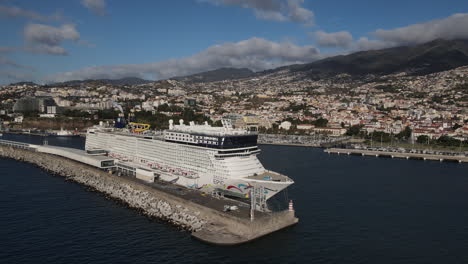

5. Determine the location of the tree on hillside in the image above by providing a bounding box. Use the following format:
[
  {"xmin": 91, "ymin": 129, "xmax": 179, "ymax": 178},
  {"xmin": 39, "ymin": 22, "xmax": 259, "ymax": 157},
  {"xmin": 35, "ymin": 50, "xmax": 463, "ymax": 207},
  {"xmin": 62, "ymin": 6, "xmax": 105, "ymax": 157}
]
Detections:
[
  {"xmin": 453, "ymin": 123, "xmax": 463, "ymax": 130},
  {"xmin": 368, "ymin": 131, "xmax": 391, "ymax": 143},
  {"xmin": 396, "ymin": 126, "xmax": 412, "ymax": 140},
  {"xmin": 436, "ymin": 135, "xmax": 462, "ymax": 147},
  {"xmin": 346, "ymin": 124, "xmax": 364, "ymax": 136},
  {"xmin": 416, "ymin": 135, "xmax": 430, "ymax": 144},
  {"xmin": 314, "ymin": 118, "xmax": 328, "ymax": 127}
]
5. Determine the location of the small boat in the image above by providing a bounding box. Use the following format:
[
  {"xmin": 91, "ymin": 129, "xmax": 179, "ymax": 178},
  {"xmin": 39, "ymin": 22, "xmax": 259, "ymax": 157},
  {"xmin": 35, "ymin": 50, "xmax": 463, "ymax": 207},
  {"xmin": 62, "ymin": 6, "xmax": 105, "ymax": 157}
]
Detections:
[{"xmin": 50, "ymin": 128, "xmax": 79, "ymax": 137}]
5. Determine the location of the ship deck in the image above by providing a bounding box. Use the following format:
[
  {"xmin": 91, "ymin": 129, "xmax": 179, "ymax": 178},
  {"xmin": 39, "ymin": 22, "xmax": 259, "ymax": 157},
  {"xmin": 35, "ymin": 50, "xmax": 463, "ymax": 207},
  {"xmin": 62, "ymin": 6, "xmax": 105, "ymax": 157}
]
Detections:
[
  {"xmin": 119, "ymin": 172, "xmax": 274, "ymax": 218},
  {"xmin": 246, "ymin": 170, "xmax": 292, "ymax": 182}
]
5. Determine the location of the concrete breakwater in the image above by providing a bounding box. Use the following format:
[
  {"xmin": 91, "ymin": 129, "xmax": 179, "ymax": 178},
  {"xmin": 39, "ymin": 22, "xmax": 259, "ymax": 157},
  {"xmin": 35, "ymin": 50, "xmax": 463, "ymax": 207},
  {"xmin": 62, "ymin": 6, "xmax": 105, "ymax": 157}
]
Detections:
[{"xmin": 0, "ymin": 145, "xmax": 298, "ymax": 245}]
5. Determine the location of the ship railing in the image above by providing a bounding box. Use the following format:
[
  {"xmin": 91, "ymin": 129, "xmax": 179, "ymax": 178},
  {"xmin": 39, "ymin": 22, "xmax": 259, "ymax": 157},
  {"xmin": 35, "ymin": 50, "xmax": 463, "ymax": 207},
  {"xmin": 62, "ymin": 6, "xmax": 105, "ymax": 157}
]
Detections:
[{"xmin": 165, "ymin": 129, "xmax": 256, "ymax": 137}]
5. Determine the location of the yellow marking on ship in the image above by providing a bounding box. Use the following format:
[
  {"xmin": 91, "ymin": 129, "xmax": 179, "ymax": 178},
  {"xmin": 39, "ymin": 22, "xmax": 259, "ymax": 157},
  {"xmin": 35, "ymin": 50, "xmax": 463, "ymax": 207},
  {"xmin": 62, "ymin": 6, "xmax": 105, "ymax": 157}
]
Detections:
[{"xmin": 129, "ymin": 122, "xmax": 151, "ymax": 132}]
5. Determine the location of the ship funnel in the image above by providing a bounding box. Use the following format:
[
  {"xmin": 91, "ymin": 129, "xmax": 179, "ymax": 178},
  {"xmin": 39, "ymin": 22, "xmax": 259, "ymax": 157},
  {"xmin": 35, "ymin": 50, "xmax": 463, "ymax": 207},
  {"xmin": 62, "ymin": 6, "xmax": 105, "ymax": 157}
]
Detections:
[
  {"xmin": 169, "ymin": 119, "xmax": 174, "ymax": 129},
  {"xmin": 179, "ymin": 119, "xmax": 184, "ymax": 126}
]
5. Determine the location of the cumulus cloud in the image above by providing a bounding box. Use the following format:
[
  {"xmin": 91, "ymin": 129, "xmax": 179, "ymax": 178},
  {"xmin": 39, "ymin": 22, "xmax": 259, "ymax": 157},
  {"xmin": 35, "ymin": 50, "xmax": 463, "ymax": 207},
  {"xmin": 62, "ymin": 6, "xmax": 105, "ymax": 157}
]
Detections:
[
  {"xmin": 0, "ymin": 69, "xmax": 35, "ymax": 83},
  {"xmin": 0, "ymin": 5, "xmax": 62, "ymax": 21},
  {"xmin": 46, "ymin": 37, "xmax": 322, "ymax": 82},
  {"xmin": 23, "ymin": 23, "xmax": 80, "ymax": 55},
  {"xmin": 0, "ymin": 56, "xmax": 35, "ymax": 76},
  {"xmin": 0, "ymin": 56, "xmax": 23, "ymax": 68},
  {"xmin": 286, "ymin": 0, "xmax": 313, "ymax": 24},
  {"xmin": 374, "ymin": 13, "xmax": 468, "ymax": 45},
  {"xmin": 81, "ymin": 0, "xmax": 106, "ymax": 16},
  {"xmin": 255, "ymin": 9, "xmax": 287, "ymax": 22},
  {"xmin": 0, "ymin": 56, "xmax": 36, "ymax": 84},
  {"xmin": 352, "ymin": 37, "xmax": 393, "ymax": 51},
  {"xmin": 26, "ymin": 45, "xmax": 68, "ymax": 56},
  {"xmin": 200, "ymin": 0, "xmax": 314, "ymax": 24},
  {"xmin": 313, "ymin": 30, "xmax": 353, "ymax": 48},
  {"xmin": 329, "ymin": 13, "xmax": 468, "ymax": 52},
  {"xmin": 0, "ymin": 46, "xmax": 19, "ymax": 53}
]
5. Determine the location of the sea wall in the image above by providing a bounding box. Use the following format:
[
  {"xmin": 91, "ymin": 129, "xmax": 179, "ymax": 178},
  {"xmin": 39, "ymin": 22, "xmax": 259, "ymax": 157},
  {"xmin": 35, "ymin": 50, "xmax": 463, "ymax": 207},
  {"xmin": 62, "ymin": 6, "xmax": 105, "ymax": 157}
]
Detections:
[{"xmin": 0, "ymin": 145, "xmax": 206, "ymax": 231}]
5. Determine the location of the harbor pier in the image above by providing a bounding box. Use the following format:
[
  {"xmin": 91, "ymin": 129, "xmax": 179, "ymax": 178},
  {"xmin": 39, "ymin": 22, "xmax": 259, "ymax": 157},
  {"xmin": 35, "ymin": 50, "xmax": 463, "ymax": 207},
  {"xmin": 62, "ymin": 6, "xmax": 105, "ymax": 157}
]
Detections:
[{"xmin": 325, "ymin": 148, "xmax": 468, "ymax": 163}]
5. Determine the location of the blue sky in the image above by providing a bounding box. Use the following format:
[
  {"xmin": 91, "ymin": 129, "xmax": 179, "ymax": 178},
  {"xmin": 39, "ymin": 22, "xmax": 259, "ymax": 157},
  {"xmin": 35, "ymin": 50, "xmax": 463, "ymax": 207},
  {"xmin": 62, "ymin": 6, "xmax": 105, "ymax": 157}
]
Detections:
[{"xmin": 1, "ymin": 0, "xmax": 468, "ymax": 84}]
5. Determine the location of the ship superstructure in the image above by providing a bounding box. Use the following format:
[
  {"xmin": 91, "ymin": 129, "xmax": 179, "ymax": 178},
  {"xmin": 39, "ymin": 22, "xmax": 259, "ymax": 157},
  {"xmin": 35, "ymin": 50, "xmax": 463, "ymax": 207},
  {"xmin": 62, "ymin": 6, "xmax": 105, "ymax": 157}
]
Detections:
[{"xmin": 85, "ymin": 119, "xmax": 293, "ymax": 200}]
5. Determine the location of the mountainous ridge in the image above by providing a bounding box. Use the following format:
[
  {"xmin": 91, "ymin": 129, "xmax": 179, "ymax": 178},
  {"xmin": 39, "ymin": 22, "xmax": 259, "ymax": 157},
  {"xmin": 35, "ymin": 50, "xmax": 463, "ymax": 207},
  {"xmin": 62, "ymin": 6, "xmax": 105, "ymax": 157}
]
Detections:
[
  {"xmin": 9, "ymin": 81, "xmax": 39, "ymax": 86},
  {"xmin": 172, "ymin": 67, "xmax": 254, "ymax": 83},
  {"xmin": 17, "ymin": 38, "xmax": 468, "ymax": 87},
  {"xmin": 49, "ymin": 77, "xmax": 153, "ymax": 86},
  {"xmin": 282, "ymin": 39, "xmax": 468, "ymax": 78}
]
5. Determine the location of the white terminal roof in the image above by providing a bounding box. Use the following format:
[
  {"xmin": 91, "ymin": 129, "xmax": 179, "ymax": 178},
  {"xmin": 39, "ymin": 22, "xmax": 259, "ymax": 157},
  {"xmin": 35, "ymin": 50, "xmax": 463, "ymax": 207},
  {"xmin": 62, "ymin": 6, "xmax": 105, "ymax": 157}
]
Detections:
[{"xmin": 34, "ymin": 145, "xmax": 114, "ymax": 168}]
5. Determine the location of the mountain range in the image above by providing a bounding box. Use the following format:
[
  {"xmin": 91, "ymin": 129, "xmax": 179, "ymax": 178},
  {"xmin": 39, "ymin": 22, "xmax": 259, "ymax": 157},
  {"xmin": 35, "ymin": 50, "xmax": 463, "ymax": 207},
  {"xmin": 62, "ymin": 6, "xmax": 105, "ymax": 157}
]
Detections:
[
  {"xmin": 172, "ymin": 67, "xmax": 254, "ymax": 83},
  {"xmin": 49, "ymin": 77, "xmax": 153, "ymax": 86},
  {"xmin": 282, "ymin": 39, "xmax": 468, "ymax": 79},
  {"xmin": 37, "ymin": 38, "xmax": 468, "ymax": 87},
  {"xmin": 171, "ymin": 39, "xmax": 468, "ymax": 82}
]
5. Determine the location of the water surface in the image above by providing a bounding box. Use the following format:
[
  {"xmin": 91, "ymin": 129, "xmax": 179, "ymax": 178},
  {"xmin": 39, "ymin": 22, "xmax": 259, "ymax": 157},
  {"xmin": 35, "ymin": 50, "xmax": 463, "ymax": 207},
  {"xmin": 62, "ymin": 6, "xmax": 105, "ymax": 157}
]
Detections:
[{"xmin": 1, "ymin": 134, "xmax": 468, "ymax": 263}]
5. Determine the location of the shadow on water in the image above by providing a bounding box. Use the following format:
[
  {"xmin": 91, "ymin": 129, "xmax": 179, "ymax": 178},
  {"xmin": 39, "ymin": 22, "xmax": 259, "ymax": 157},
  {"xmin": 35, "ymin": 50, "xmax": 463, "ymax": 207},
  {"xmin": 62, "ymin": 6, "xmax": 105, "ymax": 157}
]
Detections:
[{"xmin": 1, "ymin": 133, "xmax": 85, "ymax": 149}]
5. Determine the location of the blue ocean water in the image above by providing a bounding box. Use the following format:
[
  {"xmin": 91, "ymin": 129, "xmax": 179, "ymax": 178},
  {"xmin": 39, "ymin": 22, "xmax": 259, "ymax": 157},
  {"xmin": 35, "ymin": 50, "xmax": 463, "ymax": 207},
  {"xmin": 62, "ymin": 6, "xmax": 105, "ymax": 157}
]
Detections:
[{"xmin": 1, "ymin": 134, "xmax": 468, "ymax": 264}]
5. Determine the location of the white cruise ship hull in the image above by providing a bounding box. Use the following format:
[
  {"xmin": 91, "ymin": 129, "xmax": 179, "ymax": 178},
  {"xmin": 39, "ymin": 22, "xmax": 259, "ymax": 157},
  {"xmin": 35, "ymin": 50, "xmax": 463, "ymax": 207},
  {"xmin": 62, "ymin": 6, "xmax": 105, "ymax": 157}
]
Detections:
[{"xmin": 85, "ymin": 127, "xmax": 293, "ymax": 200}]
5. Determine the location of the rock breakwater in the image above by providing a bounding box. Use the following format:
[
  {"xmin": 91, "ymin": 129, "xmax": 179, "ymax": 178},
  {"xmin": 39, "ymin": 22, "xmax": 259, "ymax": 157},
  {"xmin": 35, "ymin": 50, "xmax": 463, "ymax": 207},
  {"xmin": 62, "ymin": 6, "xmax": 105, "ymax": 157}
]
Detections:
[
  {"xmin": 0, "ymin": 146, "xmax": 206, "ymax": 231},
  {"xmin": 1, "ymin": 144, "xmax": 299, "ymax": 245}
]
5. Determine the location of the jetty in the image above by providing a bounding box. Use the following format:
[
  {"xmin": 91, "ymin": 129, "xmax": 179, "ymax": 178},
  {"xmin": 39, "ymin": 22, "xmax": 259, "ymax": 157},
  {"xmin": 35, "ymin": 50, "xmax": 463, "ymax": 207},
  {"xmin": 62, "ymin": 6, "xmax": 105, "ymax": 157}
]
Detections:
[
  {"xmin": 325, "ymin": 148, "xmax": 468, "ymax": 163},
  {"xmin": 0, "ymin": 140, "xmax": 298, "ymax": 245}
]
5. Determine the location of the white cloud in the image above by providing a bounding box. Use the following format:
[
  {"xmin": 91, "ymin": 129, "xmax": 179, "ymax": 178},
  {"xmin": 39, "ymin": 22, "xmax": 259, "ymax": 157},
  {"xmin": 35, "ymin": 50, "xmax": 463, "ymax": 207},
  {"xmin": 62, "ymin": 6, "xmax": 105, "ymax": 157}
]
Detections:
[
  {"xmin": 23, "ymin": 23, "xmax": 80, "ymax": 55},
  {"xmin": 200, "ymin": 0, "xmax": 314, "ymax": 24},
  {"xmin": 322, "ymin": 13, "xmax": 468, "ymax": 52},
  {"xmin": 254, "ymin": 9, "xmax": 287, "ymax": 22},
  {"xmin": 353, "ymin": 37, "xmax": 393, "ymax": 51},
  {"xmin": 46, "ymin": 37, "xmax": 322, "ymax": 82},
  {"xmin": 0, "ymin": 5, "xmax": 62, "ymax": 21},
  {"xmin": 0, "ymin": 55, "xmax": 35, "ymax": 76},
  {"xmin": 373, "ymin": 13, "xmax": 468, "ymax": 45},
  {"xmin": 0, "ymin": 46, "xmax": 19, "ymax": 53},
  {"xmin": 349, "ymin": 13, "xmax": 468, "ymax": 51},
  {"xmin": 81, "ymin": 0, "xmax": 106, "ymax": 16},
  {"xmin": 286, "ymin": 0, "xmax": 313, "ymax": 24},
  {"xmin": 26, "ymin": 45, "xmax": 68, "ymax": 56},
  {"xmin": 0, "ymin": 69, "xmax": 36, "ymax": 84},
  {"xmin": 313, "ymin": 30, "xmax": 353, "ymax": 48},
  {"xmin": 0, "ymin": 56, "xmax": 23, "ymax": 68}
]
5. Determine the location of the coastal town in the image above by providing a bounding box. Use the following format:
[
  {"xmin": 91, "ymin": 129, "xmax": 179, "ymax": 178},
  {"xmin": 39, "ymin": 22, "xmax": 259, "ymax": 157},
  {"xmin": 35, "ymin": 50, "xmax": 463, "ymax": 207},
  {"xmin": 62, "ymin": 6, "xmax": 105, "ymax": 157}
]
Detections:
[{"xmin": 0, "ymin": 65, "xmax": 467, "ymax": 150}]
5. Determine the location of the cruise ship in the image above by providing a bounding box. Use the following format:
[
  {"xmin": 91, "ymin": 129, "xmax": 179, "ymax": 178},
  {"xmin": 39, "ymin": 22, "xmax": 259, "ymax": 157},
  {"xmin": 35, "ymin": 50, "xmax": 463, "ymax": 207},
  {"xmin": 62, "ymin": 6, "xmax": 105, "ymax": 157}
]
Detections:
[{"xmin": 85, "ymin": 119, "xmax": 293, "ymax": 200}]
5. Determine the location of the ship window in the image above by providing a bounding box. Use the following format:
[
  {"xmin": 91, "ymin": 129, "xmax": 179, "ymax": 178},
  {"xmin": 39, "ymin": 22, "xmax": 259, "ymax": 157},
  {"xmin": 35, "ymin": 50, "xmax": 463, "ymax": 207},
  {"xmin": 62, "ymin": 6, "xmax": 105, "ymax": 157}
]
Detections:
[{"xmin": 219, "ymin": 135, "xmax": 257, "ymax": 149}]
